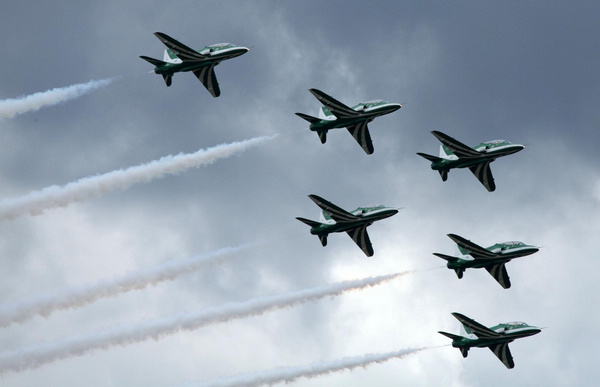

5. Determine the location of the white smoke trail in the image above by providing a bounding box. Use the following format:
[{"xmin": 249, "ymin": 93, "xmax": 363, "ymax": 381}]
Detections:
[
  {"xmin": 0, "ymin": 135, "xmax": 275, "ymax": 222},
  {"xmin": 0, "ymin": 78, "xmax": 114, "ymax": 118},
  {"xmin": 0, "ymin": 244, "xmax": 251, "ymax": 327},
  {"xmin": 0, "ymin": 272, "xmax": 407, "ymax": 374},
  {"xmin": 190, "ymin": 347, "xmax": 431, "ymax": 387}
]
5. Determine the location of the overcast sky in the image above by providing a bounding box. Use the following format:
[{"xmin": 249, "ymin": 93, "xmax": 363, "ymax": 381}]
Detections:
[{"xmin": 0, "ymin": 1, "xmax": 599, "ymax": 386}]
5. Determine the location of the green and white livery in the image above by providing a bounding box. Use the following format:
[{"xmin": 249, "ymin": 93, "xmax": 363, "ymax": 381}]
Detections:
[
  {"xmin": 140, "ymin": 32, "xmax": 249, "ymax": 97},
  {"xmin": 296, "ymin": 194, "xmax": 400, "ymax": 257},
  {"xmin": 417, "ymin": 131, "xmax": 525, "ymax": 191},
  {"xmin": 433, "ymin": 234, "xmax": 539, "ymax": 289},
  {"xmin": 296, "ymin": 89, "xmax": 402, "ymax": 154},
  {"xmin": 439, "ymin": 312, "xmax": 541, "ymax": 369}
]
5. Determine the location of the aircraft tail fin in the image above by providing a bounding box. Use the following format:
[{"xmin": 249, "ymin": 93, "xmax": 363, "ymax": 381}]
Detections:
[
  {"xmin": 460, "ymin": 322, "xmax": 474, "ymax": 336},
  {"xmin": 140, "ymin": 55, "xmax": 166, "ymax": 67},
  {"xmin": 439, "ymin": 144, "xmax": 454, "ymax": 159}
]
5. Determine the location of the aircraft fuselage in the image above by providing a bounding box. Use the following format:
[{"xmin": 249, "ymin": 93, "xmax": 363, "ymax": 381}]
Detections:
[
  {"xmin": 429, "ymin": 142, "xmax": 524, "ymax": 172},
  {"xmin": 309, "ymin": 206, "xmax": 399, "ymax": 235},
  {"xmin": 451, "ymin": 324, "xmax": 541, "ymax": 350},
  {"xmin": 153, "ymin": 45, "xmax": 249, "ymax": 75},
  {"xmin": 308, "ymin": 102, "xmax": 401, "ymax": 132},
  {"xmin": 446, "ymin": 243, "xmax": 539, "ymax": 271}
]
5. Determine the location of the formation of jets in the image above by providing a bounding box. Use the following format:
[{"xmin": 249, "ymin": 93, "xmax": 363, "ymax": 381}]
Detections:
[{"xmin": 140, "ymin": 33, "xmax": 540, "ymax": 370}]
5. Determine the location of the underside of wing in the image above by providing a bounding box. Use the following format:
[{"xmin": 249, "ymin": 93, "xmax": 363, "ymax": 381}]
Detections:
[
  {"xmin": 485, "ymin": 263, "xmax": 512, "ymax": 289},
  {"xmin": 307, "ymin": 195, "xmax": 359, "ymax": 223},
  {"xmin": 447, "ymin": 234, "xmax": 497, "ymax": 259},
  {"xmin": 451, "ymin": 313, "xmax": 502, "ymax": 339},
  {"xmin": 346, "ymin": 225, "xmax": 374, "ymax": 257},
  {"xmin": 432, "ymin": 131, "xmax": 481, "ymax": 158},
  {"xmin": 489, "ymin": 342, "xmax": 515, "ymax": 369},
  {"xmin": 309, "ymin": 89, "xmax": 360, "ymax": 119},
  {"xmin": 469, "ymin": 160, "xmax": 496, "ymax": 192},
  {"xmin": 154, "ymin": 32, "xmax": 208, "ymax": 62},
  {"xmin": 193, "ymin": 64, "xmax": 221, "ymax": 97},
  {"xmin": 347, "ymin": 121, "xmax": 374, "ymax": 154}
]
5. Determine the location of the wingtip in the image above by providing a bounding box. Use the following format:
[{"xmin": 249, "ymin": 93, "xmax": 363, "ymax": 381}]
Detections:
[
  {"xmin": 307, "ymin": 194, "xmax": 321, "ymax": 202},
  {"xmin": 451, "ymin": 312, "xmax": 466, "ymax": 319}
]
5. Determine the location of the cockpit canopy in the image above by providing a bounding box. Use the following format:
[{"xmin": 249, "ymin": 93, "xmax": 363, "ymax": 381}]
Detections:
[
  {"xmin": 483, "ymin": 139, "xmax": 509, "ymax": 145},
  {"xmin": 502, "ymin": 241, "xmax": 525, "ymax": 246},
  {"xmin": 208, "ymin": 43, "xmax": 234, "ymax": 48},
  {"xmin": 359, "ymin": 99, "xmax": 387, "ymax": 106},
  {"xmin": 505, "ymin": 321, "xmax": 528, "ymax": 328}
]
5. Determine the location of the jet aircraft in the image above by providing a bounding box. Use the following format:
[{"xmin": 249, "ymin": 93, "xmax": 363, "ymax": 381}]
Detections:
[
  {"xmin": 295, "ymin": 89, "xmax": 402, "ymax": 154},
  {"xmin": 417, "ymin": 131, "xmax": 524, "ymax": 191},
  {"xmin": 140, "ymin": 32, "xmax": 249, "ymax": 97},
  {"xmin": 433, "ymin": 234, "xmax": 539, "ymax": 289},
  {"xmin": 296, "ymin": 194, "xmax": 399, "ymax": 257},
  {"xmin": 439, "ymin": 312, "xmax": 541, "ymax": 369}
]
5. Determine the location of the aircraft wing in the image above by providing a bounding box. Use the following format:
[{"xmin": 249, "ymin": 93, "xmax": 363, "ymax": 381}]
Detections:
[
  {"xmin": 489, "ymin": 342, "xmax": 515, "ymax": 369},
  {"xmin": 347, "ymin": 121, "xmax": 374, "ymax": 154},
  {"xmin": 468, "ymin": 160, "xmax": 496, "ymax": 192},
  {"xmin": 154, "ymin": 32, "xmax": 208, "ymax": 62},
  {"xmin": 431, "ymin": 131, "xmax": 481, "ymax": 158},
  {"xmin": 308, "ymin": 195, "xmax": 359, "ymax": 223},
  {"xmin": 309, "ymin": 89, "xmax": 360, "ymax": 119},
  {"xmin": 447, "ymin": 234, "xmax": 497, "ymax": 259},
  {"xmin": 451, "ymin": 312, "xmax": 502, "ymax": 339},
  {"xmin": 193, "ymin": 64, "xmax": 220, "ymax": 97},
  {"xmin": 347, "ymin": 224, "xmax": 374, "ymax": 257},
  {"xmin": 485, "ymin": 263, "xmax": 512, "ymax": 289}
]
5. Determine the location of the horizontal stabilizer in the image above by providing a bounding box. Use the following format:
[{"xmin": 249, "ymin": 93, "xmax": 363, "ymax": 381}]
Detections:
[
  {"xmin": 416, "ymin": 152, "xmax": 442, "ymax": 163},
  {"xmin": 295, "ymin": 112, "xmax": 321, "ymax": 124},
  {"xmin": 296, "ymin": 217, "xmax": 321, "ymax": 228},
  {"xmin": 438, "ymin": 331, "xmax": 463, "ymax": 341},
  {"xmin": 433, "ymin": 252, "xmax": 459, "ymax": 262},
  {"xmin": 439, "ymin": 169, "xmax": 448, "ymax": 181},
  {"xmin": 140, "ymin": 55, "xmax": 166, "ymax": 67},
  {"xmin": 162, "ymin": 74, "xmax": 172, "ymax": 87},
  {"xmin": 319, "ymin": 234, "xmax": 328, "ymax": 247},
  {"xmin": 318, "ymin": 130, "xmax": 327, "ymax": 144}
]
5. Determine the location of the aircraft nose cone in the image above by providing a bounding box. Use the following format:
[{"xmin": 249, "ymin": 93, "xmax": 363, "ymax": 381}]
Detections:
[{"xmin": 385, "ymin": 208, "xmax": 400, "ymax": 218}]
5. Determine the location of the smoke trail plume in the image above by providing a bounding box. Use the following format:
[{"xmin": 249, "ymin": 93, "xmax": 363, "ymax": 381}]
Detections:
[
  {"xmin": 0, "ymin": 78, "xmax": 114, "ymax": 118},
  {"xmin": 191, "ymin": 347, "xmax": 431, "ymax": 387},
  {"xmin": 0, "ymin": 135, "xmax": 275, "ymax": 222},
  {"xmin": 0, "ymin": 272, "xmax": 407, "ymax": 374},
  {"xmin": 0, "ymin": 244, "xmax": 251, "ymax": 327}
]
